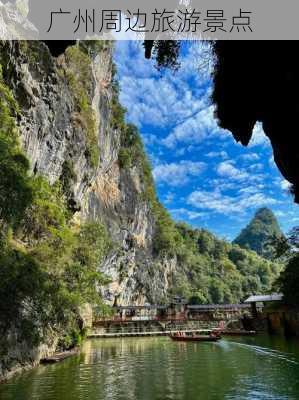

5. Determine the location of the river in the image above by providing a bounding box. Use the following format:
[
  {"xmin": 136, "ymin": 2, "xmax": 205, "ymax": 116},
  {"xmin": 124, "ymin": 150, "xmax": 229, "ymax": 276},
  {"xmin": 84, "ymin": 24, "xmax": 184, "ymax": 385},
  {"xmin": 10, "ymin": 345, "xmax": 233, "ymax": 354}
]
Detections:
[{"xmin": 1, "ymin": 335, "xmax": 299, "ymax": 400}]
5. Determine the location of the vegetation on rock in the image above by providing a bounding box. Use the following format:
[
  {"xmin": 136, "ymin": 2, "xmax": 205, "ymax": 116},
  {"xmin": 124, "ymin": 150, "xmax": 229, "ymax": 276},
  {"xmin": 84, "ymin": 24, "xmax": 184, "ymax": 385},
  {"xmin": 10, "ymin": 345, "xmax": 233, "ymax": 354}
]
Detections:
[
  {"xmin": 0, "ymin": 71, "xmax": 111, "ymax": 355},
  {"xmin": 0, "ymin": 66, "xmax": 33, "ymax": 227},
  {"xmin": 169, "ymin": 223, "xmax": 282, "ymax": 304},
  {"xmin": 62, "ymin": 45, "xmax": 99, "ymax": 168},
  {"xmin": 110, "ymin": 67, "xmax": 180, "ymax": 257},
  {"xmin": 60, "ymin": 160, "xmax": 77, "ymax": 208},
  {"xmin": 233, "ymin": 207, "xmax": 284, "ymax": 259}
]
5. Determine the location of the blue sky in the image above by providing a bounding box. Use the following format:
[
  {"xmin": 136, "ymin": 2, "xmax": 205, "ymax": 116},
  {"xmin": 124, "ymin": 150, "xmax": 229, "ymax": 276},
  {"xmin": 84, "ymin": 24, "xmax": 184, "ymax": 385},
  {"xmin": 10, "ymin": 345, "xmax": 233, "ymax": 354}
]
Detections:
[{"xmin": 114, "ymin": 41, "xmax": 298, "ymax": 240}]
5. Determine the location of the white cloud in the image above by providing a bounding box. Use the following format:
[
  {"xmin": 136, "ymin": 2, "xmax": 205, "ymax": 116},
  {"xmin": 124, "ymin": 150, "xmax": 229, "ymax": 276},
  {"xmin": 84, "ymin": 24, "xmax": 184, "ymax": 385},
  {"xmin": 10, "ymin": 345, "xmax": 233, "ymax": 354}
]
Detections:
[
  {"xmin": 206, "ymin": 151, "xmax": 228, "ymax": 159},
  {"xmin": 238, "ymin": 186, "xmax": 260, "ymax": 195},
  {"xmin": 216, "ymin": 160, "xmax": 249, "ymax": 181},
  {"xmin": 120, "ymin": 74, "xmax": 209, "ymax": 129},
  {"xmin": 116, "ymin": 41, "xmax": 213, "ymax": 131},
  {"xmin": 142, "ymin": 133, "xmax": 161, "ymax": 146},
  {"xmin": 239, "ymin": 182, "xmax": 265, "ymax": 193},
  {"xmin": 179, "ymin": 42, "xmax": 214, "ymax": 83},
  {"xmin": 187, "ymin": 189, "xmax": 278, "ymax": 216},
  {"xmin": 249, "ymin": 122, "xmax": 270, "ymax": 147},
  {"xmin": 248, "ymin": 163, "xmax": 264, "ymax": 172},
  {"xmin": 216, "ymin": 160, "xmax": 267, "ymax": 186},
  {"xmin": 153, "ymin": 160, "xmax": 206, "ymax": 186},
  {"xmin": 115, "ymin": 41, "xmax": 156, "ymax": 79},
  {"xmin": 164, "ymin": 192, "xmax": 175, "ymax": 204},
  {"xmin": 162, "ymin": 105, "xmax": 228, "ymax": 149},
  {"xmin": 116, "ymin": 42, "xmax": 230, "ymax": 150},
  {"xmin": 275, "ymin": 210, "xmax": 287, "ymax": 218},
  {"xmin": 269, "ymin": 155, "xmax": 276, "ymax": 168},
  {"xmin": 280, "ymin": 179, "xmax": 292, "ymax": 191},
  {"xmin": 170, "ymin": 208, "xmax": 208, "ymax": 221},
  {"xmin": 274, "ymin": 177, "xmax": 292, "ymax": 194},
  {"xmin": 208, "ymin": 179, "xmax": 238, "ymax": 192},
  {"xmin": 240, "ymin": 193, "xmax": 278, "ymax": 209},
  {"xmin": 239, "ymin": 153, "xmax": 260, "ymax": 161}
]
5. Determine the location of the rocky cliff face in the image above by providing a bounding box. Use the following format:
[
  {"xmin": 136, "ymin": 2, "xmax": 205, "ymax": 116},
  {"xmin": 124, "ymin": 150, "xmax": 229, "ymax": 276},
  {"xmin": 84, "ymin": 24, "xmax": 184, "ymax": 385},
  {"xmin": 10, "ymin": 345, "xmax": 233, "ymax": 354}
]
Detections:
[{"xmin": 0, "ymin": 40, "xmax": 174, "ymax": 307}]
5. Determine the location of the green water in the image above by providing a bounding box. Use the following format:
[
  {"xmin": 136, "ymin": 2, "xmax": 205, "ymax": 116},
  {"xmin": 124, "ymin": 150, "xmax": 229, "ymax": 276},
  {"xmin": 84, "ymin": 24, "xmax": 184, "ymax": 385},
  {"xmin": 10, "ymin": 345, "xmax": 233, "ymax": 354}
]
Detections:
[{"xmin": 1, "ymin": 335, "xmax": 299, "ymax": 400}]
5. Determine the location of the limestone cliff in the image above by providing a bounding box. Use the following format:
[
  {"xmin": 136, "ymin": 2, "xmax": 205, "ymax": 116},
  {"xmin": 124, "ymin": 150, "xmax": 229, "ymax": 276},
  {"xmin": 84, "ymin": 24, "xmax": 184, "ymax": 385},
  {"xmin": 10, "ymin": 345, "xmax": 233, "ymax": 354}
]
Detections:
[
  {"xmin": 0, "ymin": 40, "xmax": 175, "ymax": 308},
  {"xmin": 0, "ymin": 40, "xmax": 283, "ymax": 380}
]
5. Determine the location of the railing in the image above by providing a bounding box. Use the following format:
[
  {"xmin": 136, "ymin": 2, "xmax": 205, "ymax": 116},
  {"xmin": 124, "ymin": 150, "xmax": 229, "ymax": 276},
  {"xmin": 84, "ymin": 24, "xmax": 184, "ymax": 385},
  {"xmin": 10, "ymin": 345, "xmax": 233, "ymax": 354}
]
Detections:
[
  {"xmin": 94, "ymin": 314, "xmax": 251, "ymax": 324},
  {"xmin": 187, "ymin": 304, "xmax": 251, "ymax": 310},
  {"xmin": 91, "ymin": 320, "xmax": 220, "ymax": 336},
  {"xmin": 93, "ymin": 304, "xmax": 254, "ymax": 324},
  {"xmin": 93, "ymin": 316, "xmax": 188, "ymax": 325}
]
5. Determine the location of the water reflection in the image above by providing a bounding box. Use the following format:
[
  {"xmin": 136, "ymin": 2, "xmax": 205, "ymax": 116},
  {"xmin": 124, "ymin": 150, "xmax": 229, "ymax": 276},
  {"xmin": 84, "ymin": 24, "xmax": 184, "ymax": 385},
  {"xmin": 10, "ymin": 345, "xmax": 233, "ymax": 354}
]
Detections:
[{"xmin": 1, "ymin": 335, "xmax": 299, "ymax": 400}]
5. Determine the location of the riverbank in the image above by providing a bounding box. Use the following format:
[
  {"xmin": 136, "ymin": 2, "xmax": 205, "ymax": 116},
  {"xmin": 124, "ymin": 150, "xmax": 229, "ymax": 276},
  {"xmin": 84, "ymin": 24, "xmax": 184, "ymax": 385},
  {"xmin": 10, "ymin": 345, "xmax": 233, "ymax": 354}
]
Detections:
[
  {"xmin": 2, "ymin": 306, "xmax": 298, "ymax": 384},
  {"xmin": 0, "ymin": 345, "xmax": 79, "ymax": 384},
  {"xmin": 0, "ymin": 338, "xmax": 57, "ymax": 384},
  {"xmin": 253, "ymin": 306, "xmax": 299, "ymax": 337},
  {"xmin": 0, "ymin": 361, "xmax": 38, "ymax": 384},
  {"xmin": 1, "ymin": 336, "xmax": 299, "ymax": 399}
]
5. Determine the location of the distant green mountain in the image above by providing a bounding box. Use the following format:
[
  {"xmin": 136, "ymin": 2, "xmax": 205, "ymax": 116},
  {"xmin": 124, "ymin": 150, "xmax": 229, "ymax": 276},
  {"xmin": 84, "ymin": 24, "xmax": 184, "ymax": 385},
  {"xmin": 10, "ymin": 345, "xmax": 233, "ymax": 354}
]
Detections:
[
  {"xmin": 171, "ymin": 222, "xmax": 281, "ymax": 305},
  {"xmin": 233, "ymin": 208, "xmax": 284, "ymax": 258}
]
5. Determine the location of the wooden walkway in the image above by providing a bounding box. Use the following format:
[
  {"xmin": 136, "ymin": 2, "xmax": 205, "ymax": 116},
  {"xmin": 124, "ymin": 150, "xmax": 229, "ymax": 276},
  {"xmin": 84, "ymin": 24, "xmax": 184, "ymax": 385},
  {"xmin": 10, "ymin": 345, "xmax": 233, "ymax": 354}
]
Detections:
[{"xmin": 87, "ymin": 329, "xmax": 213, "ymax": 338}]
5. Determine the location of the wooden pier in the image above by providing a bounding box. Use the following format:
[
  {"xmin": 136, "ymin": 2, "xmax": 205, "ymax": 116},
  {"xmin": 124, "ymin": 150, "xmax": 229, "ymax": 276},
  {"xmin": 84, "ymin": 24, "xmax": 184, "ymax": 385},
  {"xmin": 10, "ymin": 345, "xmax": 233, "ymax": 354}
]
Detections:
[{"xmin": 87, "ymin": 329, "xmax": 213, "ymax": 339}]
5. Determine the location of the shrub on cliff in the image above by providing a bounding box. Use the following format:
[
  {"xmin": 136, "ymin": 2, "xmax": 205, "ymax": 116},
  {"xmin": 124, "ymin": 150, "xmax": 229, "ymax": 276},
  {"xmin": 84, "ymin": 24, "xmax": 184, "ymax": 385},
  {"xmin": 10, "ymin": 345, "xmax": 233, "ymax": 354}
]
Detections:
[
  {"xmin": 0, "ymin": 175, "xmax": 111, "ymax": 347},
  {"xmin": 118, "ymin": 148, "xmax": 132, "ymax": 169},
  {"xmin": 62, "ymin": 45, "xmax": 99, "ymax": 168},
  {"xmin": 0, "ymin": 67, "xmax": 33, "ymax": 228},
  {"xmin": 0, "ymin": 186, "xmax": 111, "ymax": 350}
]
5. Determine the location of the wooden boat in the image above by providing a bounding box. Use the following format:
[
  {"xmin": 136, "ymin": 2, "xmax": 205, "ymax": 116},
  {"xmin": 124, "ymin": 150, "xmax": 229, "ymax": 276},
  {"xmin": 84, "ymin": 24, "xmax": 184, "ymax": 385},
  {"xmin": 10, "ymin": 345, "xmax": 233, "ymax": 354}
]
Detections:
[{"xmin": 170, "ymin": 333, "xmax": 221, "ymax": 342}]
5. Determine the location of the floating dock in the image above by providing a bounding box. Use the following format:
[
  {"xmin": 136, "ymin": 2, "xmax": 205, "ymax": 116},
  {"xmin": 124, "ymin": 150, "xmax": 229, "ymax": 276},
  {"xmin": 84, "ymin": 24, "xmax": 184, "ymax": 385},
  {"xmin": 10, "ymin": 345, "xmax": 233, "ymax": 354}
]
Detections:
[{"xmin": 40, "ymin": 349, "xmax": 78, "ymax": 364}]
